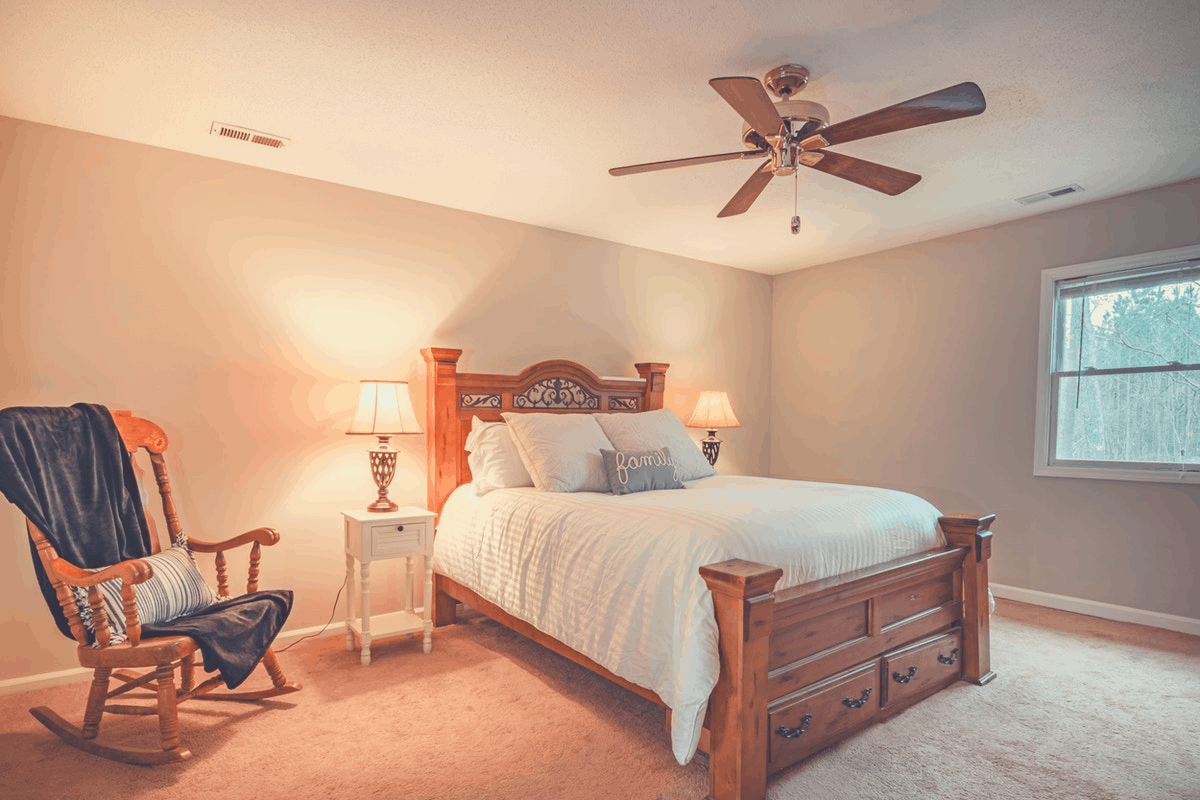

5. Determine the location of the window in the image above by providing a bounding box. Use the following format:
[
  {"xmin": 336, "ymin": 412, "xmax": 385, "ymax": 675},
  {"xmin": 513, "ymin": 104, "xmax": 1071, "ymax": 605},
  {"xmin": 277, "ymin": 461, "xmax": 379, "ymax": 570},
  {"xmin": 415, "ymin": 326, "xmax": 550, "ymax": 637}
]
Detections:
[{"xmin": 1034, "ymin": 244, "xmax": 1200, "ymax": 483}]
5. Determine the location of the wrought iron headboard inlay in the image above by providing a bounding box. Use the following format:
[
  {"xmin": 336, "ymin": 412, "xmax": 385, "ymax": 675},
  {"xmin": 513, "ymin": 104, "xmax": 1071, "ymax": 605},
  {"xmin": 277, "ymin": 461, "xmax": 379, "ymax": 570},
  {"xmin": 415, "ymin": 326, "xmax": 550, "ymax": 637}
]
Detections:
[
  {"xmin": 608, "ymin": 396, "xmax": 639, "ymax": 411},
  {"xmin": 514, "ymin": 378, "xmax": 599, "ymax": 410},
  {"xmin": 460, "ymin": 393, "xmax": 502, "ymax": 409}
]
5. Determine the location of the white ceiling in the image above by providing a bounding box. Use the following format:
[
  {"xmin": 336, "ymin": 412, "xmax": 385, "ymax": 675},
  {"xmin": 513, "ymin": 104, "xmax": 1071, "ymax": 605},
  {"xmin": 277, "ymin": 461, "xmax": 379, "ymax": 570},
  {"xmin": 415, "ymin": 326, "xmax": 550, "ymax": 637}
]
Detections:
[{"xmin": 3, "ymin": 0, "xmax": 1198, "ymax": 275}]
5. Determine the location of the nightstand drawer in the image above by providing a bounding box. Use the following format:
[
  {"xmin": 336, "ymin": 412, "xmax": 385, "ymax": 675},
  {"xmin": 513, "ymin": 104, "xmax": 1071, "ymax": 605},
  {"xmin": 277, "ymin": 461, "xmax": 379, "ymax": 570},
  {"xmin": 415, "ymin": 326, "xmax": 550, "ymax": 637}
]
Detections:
[{"xmin": 368, "ymin": 521, "xmax": 428, "ymax": 559}]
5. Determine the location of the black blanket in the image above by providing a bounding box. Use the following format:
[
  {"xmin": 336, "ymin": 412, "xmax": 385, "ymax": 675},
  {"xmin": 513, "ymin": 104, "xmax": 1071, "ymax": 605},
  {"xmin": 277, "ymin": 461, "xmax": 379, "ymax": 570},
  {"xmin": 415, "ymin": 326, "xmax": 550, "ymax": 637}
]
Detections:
[{"xmin": 0, "ymin": 404, "xmax": 291, "ymax": 688}]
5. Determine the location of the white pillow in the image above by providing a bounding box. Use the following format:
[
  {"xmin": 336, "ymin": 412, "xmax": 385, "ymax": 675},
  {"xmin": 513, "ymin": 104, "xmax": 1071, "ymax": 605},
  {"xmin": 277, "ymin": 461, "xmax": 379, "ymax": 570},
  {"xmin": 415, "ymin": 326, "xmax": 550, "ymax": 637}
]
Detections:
[
  {"xmin": 465, "ymin": 417, "xmax": 534, "ymax": 495},
  {"xmin": 592, "ymin": 408, "xmax": 716, "ymax": 481},
  {"xmin": 501, "ymin": 412, "xmax": 614, "ymax": 493}
]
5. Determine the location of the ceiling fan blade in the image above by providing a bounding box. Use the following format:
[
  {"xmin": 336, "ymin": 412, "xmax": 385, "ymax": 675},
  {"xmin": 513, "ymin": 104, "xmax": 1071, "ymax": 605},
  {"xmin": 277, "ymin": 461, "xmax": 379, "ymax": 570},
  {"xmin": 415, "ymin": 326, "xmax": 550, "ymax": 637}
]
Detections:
[
  {"xmin": 709, "ymin": 77, "xmax": 785, "ymax": 138},
  {"xmin": 717, "ymin": 161, "xmax": 774, "ymax": 218},
  {"xmin": 799, "ymin": 150, "xmax": 921, "ymax": 196},
  {"xmin": 609, "ymin": 148, "xmax": 769, "ymax": 176},
  {"xmin": 800, "ymin": 82, "xmax": 986, "ymax": 150}
]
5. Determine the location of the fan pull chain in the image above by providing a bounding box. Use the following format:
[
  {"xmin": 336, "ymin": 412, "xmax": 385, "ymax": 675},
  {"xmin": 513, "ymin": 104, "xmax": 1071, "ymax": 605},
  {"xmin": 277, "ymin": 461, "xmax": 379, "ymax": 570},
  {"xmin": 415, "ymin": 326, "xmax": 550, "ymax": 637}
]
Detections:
[{"xmin": 790, "ymin": 171, "xmax": 801, "ymax": 234}]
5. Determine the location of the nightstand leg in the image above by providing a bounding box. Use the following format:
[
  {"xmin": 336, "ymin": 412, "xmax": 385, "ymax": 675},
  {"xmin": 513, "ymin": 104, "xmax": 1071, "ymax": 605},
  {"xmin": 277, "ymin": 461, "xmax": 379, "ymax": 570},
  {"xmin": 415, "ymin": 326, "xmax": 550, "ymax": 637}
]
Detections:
[
  {"xmin": 360, "ymin": 562, "xmax": 372, "ymax": 666},
  {"xmin": 344, "ymin": 553, "xmax": 355, "ymax": 652},
  {"xmin": 423, "ymin": 556, "xmax": 433, "ymax": 654},
  {"xmin": 405, "ymin": 555, "xmax": 415, "ymax": 614}
]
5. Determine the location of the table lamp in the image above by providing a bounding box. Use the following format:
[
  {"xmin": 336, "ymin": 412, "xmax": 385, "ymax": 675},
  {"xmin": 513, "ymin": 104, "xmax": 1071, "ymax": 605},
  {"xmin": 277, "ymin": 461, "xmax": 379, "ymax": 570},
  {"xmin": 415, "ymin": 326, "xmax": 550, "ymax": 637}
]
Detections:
[
  {"xmin": 347, "ymin": 380, "xmax": 422, "ymax": 512},
  {"xmin": 686, "ymin": 390, "xmax": 740, "ymax": 466}
]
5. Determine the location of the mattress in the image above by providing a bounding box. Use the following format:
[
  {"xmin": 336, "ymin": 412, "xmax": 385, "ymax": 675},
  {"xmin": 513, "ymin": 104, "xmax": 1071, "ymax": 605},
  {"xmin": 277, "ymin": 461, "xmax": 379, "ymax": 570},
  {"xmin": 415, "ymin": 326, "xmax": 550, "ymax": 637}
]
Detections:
[{"xmin": 432, "ymin": 474, "xmax": 945, "ymax": 764}]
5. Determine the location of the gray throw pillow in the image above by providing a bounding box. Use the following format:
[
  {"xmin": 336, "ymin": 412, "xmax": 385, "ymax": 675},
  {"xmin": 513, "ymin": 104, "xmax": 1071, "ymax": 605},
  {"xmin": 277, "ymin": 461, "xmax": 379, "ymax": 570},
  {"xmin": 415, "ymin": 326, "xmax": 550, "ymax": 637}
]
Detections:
[{"xmin": 601, "ymin": 447, "xmax": 685, "ymax": 495}]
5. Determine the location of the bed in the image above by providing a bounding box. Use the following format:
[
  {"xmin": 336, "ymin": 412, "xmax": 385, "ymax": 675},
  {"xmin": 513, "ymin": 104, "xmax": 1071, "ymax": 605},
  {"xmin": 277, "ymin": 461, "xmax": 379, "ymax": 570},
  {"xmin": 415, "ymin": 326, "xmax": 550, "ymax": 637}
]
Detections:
[{"xmin": 422, "ymin": 348, "xmax": 996, "ymax": 800}]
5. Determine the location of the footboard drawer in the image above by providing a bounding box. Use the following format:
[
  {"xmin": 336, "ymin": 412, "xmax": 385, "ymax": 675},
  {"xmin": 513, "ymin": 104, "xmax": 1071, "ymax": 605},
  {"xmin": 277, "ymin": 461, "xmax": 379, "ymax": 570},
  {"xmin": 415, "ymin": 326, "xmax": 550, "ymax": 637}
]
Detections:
[
  {"xmin": 768, "ymin": 660, "xmax": 880, "ymax": 772},
  {"xmin": 881, "ymin": 630, "xmax": 963, "ymax": 708}
]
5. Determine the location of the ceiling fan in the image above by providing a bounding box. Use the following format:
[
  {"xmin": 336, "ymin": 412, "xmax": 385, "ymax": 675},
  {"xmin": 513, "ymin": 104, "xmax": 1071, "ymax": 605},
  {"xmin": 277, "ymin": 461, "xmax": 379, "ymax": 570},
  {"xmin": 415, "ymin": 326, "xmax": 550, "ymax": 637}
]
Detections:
[{"xmin": 609, "ymin": 65, "xmax": 986, "ymax": 225}]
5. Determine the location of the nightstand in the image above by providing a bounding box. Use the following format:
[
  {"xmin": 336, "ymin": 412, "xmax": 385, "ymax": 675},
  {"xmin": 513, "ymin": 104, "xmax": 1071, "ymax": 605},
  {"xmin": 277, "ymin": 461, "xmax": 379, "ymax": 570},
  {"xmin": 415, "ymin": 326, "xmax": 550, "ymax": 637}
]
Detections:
[{"xmin": 342, "ymin": 506, "xmax": 436, "ymax": 665}]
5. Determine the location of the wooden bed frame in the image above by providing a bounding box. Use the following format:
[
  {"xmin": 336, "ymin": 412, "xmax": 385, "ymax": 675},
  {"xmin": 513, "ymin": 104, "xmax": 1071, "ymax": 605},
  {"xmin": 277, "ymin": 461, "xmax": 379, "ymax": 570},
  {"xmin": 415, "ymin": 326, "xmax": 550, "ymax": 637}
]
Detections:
[{"xmin": 422, "ymin": 348, "xmax": 996, "ymax": 800}]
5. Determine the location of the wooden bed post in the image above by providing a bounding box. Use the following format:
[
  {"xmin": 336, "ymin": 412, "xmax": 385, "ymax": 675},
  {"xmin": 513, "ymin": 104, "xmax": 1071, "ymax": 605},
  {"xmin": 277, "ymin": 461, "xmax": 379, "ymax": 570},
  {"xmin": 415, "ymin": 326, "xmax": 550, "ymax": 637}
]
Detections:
[
  {"xmin": 939, "ymin": 514, "xmax": 997, "ymax": 686},
  {"xmin": 422, "ymin": 347, "xmax": 463, "ymax": 629},
  {"xmin": 699, "ymin": 559, "xmax": 783, "ymax": 800},
  {"xmin": 421, "ymin": 347, "xmax": 463, "ymax": 518},
  {"xmin": 634, "ymin": 362, "xmax": 668, "ymax": 411}
]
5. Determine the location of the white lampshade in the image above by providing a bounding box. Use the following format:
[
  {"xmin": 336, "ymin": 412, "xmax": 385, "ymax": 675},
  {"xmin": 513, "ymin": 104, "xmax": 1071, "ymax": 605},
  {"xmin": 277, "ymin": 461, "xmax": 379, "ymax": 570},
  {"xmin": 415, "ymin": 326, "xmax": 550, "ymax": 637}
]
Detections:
[
  {"xmin": 347, "ymin": 380, "xmax": 422, "ymax": 435},
  {"xmin": 686, "ymin": 391, "xmax": 741, "ymax": 430}
]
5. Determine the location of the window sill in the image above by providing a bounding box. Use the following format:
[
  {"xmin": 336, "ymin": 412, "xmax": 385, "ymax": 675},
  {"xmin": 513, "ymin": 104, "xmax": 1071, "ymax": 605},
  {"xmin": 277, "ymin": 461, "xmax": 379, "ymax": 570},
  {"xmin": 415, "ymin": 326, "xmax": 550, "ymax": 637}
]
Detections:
[{"xmin": 1034, "ymin": 464, "xmax": 1200, "ymax": 485}]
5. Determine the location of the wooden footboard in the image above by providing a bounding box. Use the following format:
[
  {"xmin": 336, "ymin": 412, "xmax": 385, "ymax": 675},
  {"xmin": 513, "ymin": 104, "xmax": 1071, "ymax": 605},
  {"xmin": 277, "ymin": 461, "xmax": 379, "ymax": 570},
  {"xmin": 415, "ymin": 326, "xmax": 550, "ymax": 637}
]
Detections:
[{"xmin": 699, "ymin": 513, "xmax": 996, "ymax": 800}]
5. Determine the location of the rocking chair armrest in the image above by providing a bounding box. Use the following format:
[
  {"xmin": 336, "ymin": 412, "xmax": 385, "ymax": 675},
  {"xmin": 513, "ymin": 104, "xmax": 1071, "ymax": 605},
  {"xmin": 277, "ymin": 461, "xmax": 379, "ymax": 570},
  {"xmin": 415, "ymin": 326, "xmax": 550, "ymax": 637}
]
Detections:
[
  {"xmin": 49, "ymin": 557, "xmax": 153, "ymax": 648},
  {"xmin": 187, "ymin": 527, "xmax": 281, "ymax": 554},
  {"xmin": 49, "ymin": 556, "xmax": 154, "ymax": 589}
]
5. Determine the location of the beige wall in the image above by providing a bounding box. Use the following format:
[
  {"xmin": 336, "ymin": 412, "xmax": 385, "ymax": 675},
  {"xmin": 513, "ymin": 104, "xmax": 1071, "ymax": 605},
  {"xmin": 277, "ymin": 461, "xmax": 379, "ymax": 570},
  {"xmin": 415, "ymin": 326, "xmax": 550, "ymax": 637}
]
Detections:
[
  {"xmin": 771, "ymin": 178, "xmax": 1200, "ymax": 620},
  {"xmin": 0, "ymin": 116, "xmax": 773, "ymax": 682}
]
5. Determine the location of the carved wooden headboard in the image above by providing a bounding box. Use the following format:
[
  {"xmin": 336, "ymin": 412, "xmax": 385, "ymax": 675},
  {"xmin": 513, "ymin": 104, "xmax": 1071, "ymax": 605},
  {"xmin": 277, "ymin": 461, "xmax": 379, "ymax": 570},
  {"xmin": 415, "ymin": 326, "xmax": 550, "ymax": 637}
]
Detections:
[{"xmin": 421, "ymin": 348, "xmax": 669, "ymax": 516}]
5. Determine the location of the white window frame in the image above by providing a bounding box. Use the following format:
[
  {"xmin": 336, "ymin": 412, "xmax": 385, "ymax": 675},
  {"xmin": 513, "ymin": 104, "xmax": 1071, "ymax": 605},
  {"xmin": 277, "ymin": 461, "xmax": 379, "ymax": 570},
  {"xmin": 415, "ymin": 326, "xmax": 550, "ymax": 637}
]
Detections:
[{"xmin": 1034, "ymin": 243, "xmax": 1200, "ymax": 484}]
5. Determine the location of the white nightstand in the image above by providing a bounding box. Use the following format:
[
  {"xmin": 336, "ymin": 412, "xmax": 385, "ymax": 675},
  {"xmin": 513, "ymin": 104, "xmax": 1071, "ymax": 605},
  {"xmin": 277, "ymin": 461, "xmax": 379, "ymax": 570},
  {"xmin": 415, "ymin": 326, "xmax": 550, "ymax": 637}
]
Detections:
[{"xmin": 342, "ymin": 506, "xmax": 436, "ymax": 665}]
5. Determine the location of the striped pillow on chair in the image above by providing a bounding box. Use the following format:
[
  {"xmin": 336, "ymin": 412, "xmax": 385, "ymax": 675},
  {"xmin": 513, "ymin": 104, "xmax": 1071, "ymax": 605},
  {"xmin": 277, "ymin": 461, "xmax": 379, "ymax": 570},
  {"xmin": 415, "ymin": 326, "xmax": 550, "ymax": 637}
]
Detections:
[{"xmin": 71, "ymin": 532, "xmax": 220, "ymax": 646}]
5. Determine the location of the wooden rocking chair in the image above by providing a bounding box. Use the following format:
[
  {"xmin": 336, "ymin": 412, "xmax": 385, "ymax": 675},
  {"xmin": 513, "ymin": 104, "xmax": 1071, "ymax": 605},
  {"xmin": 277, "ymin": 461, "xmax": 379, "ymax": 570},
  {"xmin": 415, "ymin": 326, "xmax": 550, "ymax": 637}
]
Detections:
[{"xmin": 24, "ymin": 411, "xmax": 301, "ymax": 765}]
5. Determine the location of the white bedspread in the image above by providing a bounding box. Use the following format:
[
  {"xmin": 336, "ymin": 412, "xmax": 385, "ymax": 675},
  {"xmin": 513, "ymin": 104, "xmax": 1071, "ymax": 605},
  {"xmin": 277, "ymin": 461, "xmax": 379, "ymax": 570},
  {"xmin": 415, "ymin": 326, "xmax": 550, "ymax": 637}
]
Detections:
[{"xmin": 432, "ymin": 474, "xmax": 945, "ymax": 764}]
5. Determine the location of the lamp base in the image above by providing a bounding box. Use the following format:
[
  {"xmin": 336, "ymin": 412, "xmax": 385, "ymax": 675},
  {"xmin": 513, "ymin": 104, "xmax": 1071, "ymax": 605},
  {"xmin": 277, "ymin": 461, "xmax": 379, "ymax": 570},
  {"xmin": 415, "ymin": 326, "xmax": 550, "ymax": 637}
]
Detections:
[
  {"xmin": 367, "ymin": 442, "xmax": 399, "ymax": 513},
  {"xmin": 700, "ymin": 430, "xmax": 721, "ymax": 467}
]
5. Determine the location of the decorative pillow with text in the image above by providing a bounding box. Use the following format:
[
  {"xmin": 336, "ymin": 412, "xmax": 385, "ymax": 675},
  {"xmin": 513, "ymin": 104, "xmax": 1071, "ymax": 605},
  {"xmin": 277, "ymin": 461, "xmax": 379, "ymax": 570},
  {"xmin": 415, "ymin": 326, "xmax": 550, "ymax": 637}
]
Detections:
[{"xmin": 601, "ymin": 447, "xmax": 685, "ymax": 495}]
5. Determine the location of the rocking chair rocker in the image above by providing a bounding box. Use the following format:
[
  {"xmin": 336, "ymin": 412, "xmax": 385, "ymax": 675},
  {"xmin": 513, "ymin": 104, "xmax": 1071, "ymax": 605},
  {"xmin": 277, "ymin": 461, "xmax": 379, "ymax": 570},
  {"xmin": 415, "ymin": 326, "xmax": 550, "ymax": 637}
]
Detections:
[{"xmin": 6, "ymin": 408, "xmax": 301, "ymax": 765}]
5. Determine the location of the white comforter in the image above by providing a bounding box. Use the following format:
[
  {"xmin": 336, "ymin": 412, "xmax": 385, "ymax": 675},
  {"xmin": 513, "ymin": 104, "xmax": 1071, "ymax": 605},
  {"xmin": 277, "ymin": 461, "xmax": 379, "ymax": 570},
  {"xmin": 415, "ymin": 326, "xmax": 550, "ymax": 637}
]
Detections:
[{"xmin": 432, "ymin": 474, "xmax": 944, "ymax": 764}]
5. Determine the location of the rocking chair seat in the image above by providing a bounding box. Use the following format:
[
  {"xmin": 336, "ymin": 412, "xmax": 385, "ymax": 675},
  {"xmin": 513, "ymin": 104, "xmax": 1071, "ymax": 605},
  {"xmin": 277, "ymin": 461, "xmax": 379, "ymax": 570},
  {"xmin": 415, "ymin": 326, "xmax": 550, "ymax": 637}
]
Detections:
[{"xmin": 77, "ymin": 634, "xmax": 198, "ymax": 669}]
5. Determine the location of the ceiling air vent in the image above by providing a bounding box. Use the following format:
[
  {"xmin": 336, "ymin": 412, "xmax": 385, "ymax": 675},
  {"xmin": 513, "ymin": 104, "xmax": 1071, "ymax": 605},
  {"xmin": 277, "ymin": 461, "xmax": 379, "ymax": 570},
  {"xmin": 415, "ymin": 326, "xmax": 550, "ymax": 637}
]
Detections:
[
  {"xmin": 1015, "ymin": 184, "xmax": 1084, "ymax": 206},
  {"xmin": 209, "ymin": 122, "xmax": 289, "ymax": 149}
]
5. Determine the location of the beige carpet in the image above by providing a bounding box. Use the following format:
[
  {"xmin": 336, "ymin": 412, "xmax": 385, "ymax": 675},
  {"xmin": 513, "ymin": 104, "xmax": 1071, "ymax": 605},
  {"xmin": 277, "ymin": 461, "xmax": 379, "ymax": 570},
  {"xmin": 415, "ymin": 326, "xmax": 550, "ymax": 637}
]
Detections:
[{"xmin": 0, "ymin": 600, "xmax": 1197, "ymax": 800}]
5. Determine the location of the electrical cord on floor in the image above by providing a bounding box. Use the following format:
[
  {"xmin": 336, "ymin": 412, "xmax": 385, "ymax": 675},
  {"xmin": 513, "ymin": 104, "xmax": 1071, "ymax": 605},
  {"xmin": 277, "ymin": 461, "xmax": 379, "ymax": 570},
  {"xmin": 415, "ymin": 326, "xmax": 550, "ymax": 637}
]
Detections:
[{"xmin": 274, "ymin": 577, "xmax": 346, "ymax": 653}]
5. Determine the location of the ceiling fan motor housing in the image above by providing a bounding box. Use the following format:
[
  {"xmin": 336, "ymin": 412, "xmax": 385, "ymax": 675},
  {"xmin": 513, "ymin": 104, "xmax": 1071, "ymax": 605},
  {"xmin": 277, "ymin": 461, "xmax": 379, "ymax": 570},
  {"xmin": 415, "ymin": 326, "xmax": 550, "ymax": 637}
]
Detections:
[{"xmin": 734, "ymin": 97, "xmax": 830, "ymax": 152}]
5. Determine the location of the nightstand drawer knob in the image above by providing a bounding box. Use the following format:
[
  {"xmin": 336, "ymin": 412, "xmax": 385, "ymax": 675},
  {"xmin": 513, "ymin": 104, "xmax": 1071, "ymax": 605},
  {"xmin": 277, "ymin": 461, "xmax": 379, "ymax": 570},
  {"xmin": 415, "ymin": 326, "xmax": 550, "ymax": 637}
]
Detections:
[{"xmin": 395, "ymin": 525, "xmax": 404, "ymax": 531}]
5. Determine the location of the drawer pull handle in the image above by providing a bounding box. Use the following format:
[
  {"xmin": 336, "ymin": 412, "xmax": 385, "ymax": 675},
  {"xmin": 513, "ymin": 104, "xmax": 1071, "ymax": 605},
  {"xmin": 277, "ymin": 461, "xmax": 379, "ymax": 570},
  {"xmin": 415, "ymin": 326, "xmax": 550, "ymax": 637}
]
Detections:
[
  {"xmin": 937, "ymin": 648, "xmax": 959, "ymax": 666},
  {"xmin": 396, "ymin": 525, "xmax": 404, "ymax": 531},
  {"xmin": 892, "ymin": 666, "xmax": 918, "ymax": 684},
  {"xmin": 774, "ymin": 714, "xmax": 812, "ymax": 740},
  {"xmin": 842, "ymin": 688, "xmax": 872, "ymax": 709}
]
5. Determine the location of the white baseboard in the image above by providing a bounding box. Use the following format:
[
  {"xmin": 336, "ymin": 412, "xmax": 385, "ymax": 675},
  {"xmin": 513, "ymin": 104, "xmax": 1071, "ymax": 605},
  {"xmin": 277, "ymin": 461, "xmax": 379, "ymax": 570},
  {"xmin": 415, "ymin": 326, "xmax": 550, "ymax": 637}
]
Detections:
[
  {"xmin": 273, "ymin": 621, "xmax": 341, "ymax": 643},
  {"xmin": 0, "ymin": 622, "xmax": 342, "ymax": 697},
  {"xmin": 0, "ymin": 666, "xmax": 92, "ymax": 696},
  {"xmin": 991, "ymin": 583, "xmax": 1200, "ymax": 637}
]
